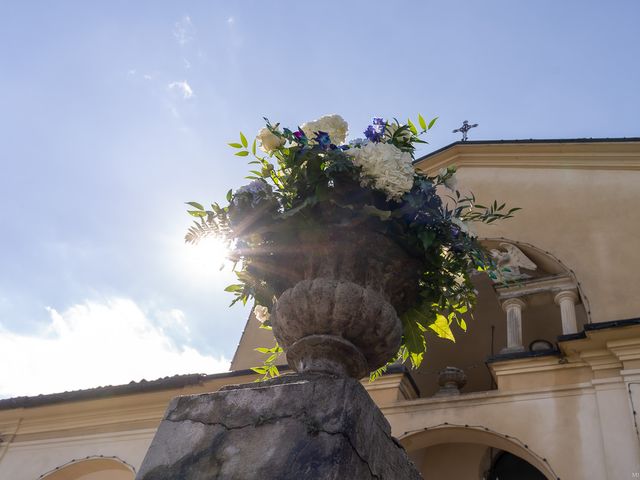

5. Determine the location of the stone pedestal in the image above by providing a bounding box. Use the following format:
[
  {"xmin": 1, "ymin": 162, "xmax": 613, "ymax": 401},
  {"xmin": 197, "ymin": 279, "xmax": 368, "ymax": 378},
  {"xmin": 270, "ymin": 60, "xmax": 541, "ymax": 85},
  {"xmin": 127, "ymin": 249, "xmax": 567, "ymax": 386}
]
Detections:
[{"xmin": 136, "ymin": 373, "xmax": 422, "ymax": 480}]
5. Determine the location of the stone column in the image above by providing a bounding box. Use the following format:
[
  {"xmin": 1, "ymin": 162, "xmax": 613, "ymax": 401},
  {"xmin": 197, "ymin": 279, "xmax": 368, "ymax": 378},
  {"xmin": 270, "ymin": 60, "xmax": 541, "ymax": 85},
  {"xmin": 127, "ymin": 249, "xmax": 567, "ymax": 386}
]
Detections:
[
  {"xmin": 554, "ymin": 290, "xmax": 579, "ymax": 335},
  {"xmin": 500, "ymin": 298, "xmax": 526, "ymax": 353}
]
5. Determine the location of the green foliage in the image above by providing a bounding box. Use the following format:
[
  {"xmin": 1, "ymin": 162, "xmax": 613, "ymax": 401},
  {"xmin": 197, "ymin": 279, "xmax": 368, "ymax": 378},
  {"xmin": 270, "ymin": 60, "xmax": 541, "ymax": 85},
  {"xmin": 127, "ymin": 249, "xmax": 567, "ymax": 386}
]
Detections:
[{"xmin": 184, "ymin": 114, "xmax": 519, "ymax": 380}]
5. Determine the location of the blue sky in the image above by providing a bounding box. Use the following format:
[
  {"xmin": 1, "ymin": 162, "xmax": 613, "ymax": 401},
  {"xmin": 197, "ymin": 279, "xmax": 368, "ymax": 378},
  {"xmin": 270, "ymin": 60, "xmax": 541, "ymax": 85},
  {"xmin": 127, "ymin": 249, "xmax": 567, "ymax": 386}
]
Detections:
[{"xmin": 1, "ymin": 1, "xmax": 638, "ymax": 397}]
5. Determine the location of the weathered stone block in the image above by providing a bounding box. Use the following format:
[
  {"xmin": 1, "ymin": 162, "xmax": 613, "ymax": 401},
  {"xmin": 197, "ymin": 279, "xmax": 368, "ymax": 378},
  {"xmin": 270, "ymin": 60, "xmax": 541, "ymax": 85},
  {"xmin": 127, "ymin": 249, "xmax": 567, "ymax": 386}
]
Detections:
[{"xmin": 136, "ymin": 373, "xmax": 422, "ymax": 479}]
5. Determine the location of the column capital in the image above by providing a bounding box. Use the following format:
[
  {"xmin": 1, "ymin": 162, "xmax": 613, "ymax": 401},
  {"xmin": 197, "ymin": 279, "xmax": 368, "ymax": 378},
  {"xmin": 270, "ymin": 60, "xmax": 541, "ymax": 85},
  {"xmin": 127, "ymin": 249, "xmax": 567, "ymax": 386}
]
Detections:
[
  {"xmin": 501, "ymin": 297, "xmax": 526, "ymax": 312},
  {"xmin": 554, "ymin": 289, "xmax": 578, "ymax": 305}
]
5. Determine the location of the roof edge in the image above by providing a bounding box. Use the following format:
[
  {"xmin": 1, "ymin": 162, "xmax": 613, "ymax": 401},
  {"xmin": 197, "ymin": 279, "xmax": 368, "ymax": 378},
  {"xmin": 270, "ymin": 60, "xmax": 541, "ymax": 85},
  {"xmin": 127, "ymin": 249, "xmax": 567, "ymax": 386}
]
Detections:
[{"xmin": 414, "ymin": 137, "xmax": 640, "ymax": 165}]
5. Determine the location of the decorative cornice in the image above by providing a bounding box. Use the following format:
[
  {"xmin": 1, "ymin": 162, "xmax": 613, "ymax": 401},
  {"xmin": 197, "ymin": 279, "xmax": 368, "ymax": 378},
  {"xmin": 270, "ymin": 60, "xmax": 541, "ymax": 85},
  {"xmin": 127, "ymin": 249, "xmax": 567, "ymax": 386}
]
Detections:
[{"xmin": 414, "ymin": 139, "xmax": 640, "ymax": 174}]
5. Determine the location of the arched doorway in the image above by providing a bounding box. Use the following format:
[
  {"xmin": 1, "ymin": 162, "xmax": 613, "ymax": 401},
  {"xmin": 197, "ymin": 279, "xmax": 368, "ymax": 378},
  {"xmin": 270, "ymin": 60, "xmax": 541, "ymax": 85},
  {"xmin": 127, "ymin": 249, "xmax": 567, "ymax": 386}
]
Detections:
[
  {"xmin": 400, "ymin": 425, "xmax": 558, "ymax": 480},
  {"xmin": 487, "ymin": 451, "xmax": 547, "ymax": 479},
  {"xmin": 40, "ymin": 456, "xmax": 135, "ymax": 480}
]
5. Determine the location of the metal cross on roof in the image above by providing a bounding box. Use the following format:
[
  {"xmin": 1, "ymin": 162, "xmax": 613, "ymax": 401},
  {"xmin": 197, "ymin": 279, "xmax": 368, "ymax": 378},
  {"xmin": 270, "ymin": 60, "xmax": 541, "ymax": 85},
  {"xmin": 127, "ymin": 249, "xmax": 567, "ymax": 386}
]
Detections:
[{"xmin": 452, "ymin": 120, "xmax": 478, "ymax": 142}]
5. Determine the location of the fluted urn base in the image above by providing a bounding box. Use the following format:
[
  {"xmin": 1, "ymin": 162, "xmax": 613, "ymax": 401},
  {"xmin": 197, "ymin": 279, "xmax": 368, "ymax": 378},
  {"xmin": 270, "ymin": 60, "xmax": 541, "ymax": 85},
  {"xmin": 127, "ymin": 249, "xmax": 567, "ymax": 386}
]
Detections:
[
  {"xmin": 272, "ymin": 278, "xmax": 403, "ymax": 379},
  {"xmin": 286, "ymin": 334, "xmax": 368, "ymax": 378},
  {"xmin": 270, "ymin": 226, "xmax": 422, "ymax": 379}
]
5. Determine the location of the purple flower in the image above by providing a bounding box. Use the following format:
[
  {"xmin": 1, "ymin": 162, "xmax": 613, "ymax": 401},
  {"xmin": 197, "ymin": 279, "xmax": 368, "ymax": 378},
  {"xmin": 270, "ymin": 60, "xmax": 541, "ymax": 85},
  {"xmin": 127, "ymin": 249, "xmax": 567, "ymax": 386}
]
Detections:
[
  {"xmin": 364, "ymin": 117, "xmax": 386, "ymax": 143},
  {"xmin": 293, "ymin": 129, "xmax": 305, "ymax": 140},
  {"xmin": 364, "ymin": 125, "xmax": 383, "ymax": 143}
]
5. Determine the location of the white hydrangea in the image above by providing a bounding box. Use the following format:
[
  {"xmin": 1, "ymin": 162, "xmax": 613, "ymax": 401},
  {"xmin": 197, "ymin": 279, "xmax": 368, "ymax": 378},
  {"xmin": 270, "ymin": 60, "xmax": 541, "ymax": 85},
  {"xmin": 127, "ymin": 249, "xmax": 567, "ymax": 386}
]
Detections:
[
  {"xmin": 257, "ymin": 127, "xmax": 286, "ymax": 153},
  {"xmin": 253, "ymin": 305, "xmax": 270, "ymax": 324},
  {"xmin": 301, "ymin": 114, "xmax": 348, "ymax": 145},
  {"xmin": 346, "ymin": 142, "xmax": 415, "ymax": 200}
]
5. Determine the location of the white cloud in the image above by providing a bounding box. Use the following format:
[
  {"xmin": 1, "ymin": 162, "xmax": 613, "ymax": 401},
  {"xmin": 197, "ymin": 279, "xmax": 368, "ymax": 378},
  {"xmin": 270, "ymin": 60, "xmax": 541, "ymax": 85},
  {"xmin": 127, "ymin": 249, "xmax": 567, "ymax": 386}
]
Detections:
[
  {"xmin": 173, "ymin": 15, "xmax": 195, "ymax": 45},
  {"xmin": 0, "ymin": 298, "xmax": 229, "ymax": 398},
  {"xmin": 168, "ymin": 80, "xmax": 194, "ymax": 99}
]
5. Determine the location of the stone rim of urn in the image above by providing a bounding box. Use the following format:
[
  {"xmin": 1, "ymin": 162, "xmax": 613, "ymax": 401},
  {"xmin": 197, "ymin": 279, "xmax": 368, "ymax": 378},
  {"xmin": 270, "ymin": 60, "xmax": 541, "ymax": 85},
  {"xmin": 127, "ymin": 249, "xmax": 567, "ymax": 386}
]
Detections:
[
  {"xmin": 435, "ymin": 366, "xmax": 467, "ymax": 396},
  {"xmin": 271, "ymin": 226, "xmax": 422, "ymax": 379}
]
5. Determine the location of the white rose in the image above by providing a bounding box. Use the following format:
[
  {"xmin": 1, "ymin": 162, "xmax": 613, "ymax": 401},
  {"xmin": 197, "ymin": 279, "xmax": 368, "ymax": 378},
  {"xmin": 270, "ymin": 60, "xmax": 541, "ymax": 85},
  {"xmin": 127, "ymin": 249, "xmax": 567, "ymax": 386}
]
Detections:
[
  {"xmin": 443, "ymin": 174, "xmax": 458, "ymax": 191},
  {"xmin": 253, "ymin": 305, "xmax": 270, "ymax": 324},
  {"xmin": 257, "ymin": 127, "xmax": 285, "ymax": 154},
  {"xmin": 301, "ymin": 114, "xmax": 348, "ymax": 145},
  {"xmin": 346, "ymin": 142, "xmax": 415, "ymax": 200}
]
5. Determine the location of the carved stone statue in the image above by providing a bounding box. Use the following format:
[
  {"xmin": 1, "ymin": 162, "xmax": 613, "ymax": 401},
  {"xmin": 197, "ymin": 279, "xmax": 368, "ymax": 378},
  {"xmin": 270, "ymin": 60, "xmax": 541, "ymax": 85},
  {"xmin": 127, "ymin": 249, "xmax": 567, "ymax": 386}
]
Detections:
[{"xmin": 489, "ymin": 242, "xmax": 537, "ymax": 282}]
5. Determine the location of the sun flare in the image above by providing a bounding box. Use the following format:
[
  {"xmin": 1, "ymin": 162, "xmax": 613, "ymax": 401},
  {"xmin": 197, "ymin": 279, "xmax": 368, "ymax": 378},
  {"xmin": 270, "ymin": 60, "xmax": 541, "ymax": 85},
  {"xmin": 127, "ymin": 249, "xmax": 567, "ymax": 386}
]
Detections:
[{"xmin": 183, "ymin": 237, "xmax": 231, "ymax": 278}]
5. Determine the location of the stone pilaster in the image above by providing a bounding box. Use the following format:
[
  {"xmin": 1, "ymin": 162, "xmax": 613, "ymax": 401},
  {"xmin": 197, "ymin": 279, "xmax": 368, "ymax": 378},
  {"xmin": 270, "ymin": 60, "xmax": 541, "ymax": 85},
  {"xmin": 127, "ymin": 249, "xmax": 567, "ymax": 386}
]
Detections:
[
  {"xmin": 554, "ymin": 290, "xmax": 579, "ymax": 335},
  {"xmin": 500, "ymin": 297, "xmax": 526, "ymax": 353}
]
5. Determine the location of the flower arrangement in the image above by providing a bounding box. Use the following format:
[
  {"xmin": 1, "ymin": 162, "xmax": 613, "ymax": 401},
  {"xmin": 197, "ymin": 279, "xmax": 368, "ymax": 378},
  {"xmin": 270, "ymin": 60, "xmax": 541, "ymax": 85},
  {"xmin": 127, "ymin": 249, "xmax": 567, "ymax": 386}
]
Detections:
[{"xmin": 186, "ymin": 114, "xmax": 519, "ymax": 379}]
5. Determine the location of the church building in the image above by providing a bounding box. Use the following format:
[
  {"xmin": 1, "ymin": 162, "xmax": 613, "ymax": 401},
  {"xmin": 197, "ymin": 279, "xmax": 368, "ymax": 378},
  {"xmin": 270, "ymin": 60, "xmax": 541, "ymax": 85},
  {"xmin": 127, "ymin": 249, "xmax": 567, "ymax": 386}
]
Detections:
[{"xmin": 1, "ymin": 137, "xmax": 639, "ymax": 479}]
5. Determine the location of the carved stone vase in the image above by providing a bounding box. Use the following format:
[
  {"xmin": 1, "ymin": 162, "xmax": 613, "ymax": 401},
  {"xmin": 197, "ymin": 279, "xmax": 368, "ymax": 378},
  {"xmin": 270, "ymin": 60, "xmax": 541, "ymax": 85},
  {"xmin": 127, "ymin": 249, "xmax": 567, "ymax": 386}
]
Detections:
[{"xmin": 271, "ymin": 225, "xmax": 422, "ymax": 379}]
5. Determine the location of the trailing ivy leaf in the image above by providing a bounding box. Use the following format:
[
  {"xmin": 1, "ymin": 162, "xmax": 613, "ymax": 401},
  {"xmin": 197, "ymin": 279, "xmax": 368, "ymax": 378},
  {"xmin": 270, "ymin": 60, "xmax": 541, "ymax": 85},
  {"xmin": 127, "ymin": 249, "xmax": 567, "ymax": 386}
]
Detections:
[
  {"xmin": 429, "ymin": 314, "xmax": 455, "ymax": 342},
  {"xmin": 240, "ymin": 132, "xmax": 248, "ymax": 148},
  {"xmin": 458, "ymin": 318, "xmax": 467, "ymax": 331}
]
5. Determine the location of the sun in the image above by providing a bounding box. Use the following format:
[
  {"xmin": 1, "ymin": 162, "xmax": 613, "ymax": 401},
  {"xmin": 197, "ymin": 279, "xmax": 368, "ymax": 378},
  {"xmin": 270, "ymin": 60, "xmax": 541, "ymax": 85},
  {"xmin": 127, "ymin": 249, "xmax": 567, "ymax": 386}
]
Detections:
[{"xmin": 182, "ymin": 237, "xmax": 232, "ymax": 279}]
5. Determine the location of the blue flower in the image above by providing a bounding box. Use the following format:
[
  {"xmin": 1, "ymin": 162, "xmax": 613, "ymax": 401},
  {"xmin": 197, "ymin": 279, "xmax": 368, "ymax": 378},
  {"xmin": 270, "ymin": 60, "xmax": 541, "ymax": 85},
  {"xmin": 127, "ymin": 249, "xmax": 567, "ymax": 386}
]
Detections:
[{"xmin": 315, "ymin": 131, "xmax": 332, "ymax": 150}]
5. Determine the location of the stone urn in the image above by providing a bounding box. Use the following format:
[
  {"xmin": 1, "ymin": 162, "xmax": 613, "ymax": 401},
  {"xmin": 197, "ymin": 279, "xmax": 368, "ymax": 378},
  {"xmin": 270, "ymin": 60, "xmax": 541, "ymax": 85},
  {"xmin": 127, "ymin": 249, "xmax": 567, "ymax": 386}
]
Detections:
[
  {"xmin": 435, "ymin": 366, "xmax": 467, "ymax": 396},
  {"xmin": 271, "ymin": 225, "xmax": 422, "ymax": 379}
]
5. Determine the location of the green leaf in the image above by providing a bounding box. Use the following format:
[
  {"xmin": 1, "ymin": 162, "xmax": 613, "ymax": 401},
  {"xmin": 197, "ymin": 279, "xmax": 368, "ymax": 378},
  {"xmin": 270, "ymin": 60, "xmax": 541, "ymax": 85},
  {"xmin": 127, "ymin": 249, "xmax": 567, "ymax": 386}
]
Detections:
[
  {"xmin": 418, "ymin": 231, "xmax": 436, "ymax": 249},
  {"xmin": 252, "ymin": 138, "xmax": 257, "ymax": 156},
  {"xmin": 400, "ymin": 308, "xmax": 428, "ymax": 368},
  {"xmin": 186, "ymin": 201, "xmax": 205, "ymax": 210},
  {"xmin": 418, "ymin": 114, "xmax": 427, "ymax": 131},
  {"xmin": 228, "ymin": 143, "xmax": 243, "ymax": 149},
  {"xmin": 226, "ymin": 189, "xmax": 233, "ymax": 202},
  {"xmin": 459, "ymin": 318, "xmax": 467, "ymax": 331},
  {"xmin": 255, "ymin": 347, "xmax": 270, "ymax": 353},
  {"xmin": 429, "ymin": 314, "xmax": 456, "ymax": 342},
  {"xmin": 224, "ymin": 284, "xmax": 243, "ymax": 292},
  {"xmin": 428, "ymin": 116, "xmax": 438, "ymax": 130},
  {"xmin": 251, "ymin": 367, "xmax": 267, "ymax": 375},
  {"xmin": 187, "ymin": 210, "xmax": 207, "ymax": 217},
  {"xmin": 235, "ymin": 151, "xmax": 249, "ymax": 157},
  {"xmin": 407, "ymin": 119, "xmax": 418, "ymax": 135},
  {"xmin": 240, "ymin": 132, "xmax": 248, "ymax": 148}
]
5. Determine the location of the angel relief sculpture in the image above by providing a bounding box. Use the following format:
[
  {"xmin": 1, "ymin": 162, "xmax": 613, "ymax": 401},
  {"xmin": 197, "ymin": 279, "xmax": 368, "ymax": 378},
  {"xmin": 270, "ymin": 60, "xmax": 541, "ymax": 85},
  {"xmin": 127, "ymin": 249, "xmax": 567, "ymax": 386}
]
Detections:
[{"xmin": 489, "ymin": 242, "xmax": 537, "ymax": 283}]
